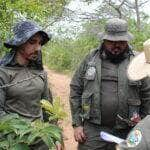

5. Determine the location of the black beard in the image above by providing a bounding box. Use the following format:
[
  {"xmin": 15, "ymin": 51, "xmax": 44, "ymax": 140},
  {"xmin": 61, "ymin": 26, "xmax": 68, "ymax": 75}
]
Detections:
[{"xmin": 104, "ymin": 48, "xmax": 127, "ymax": 64}]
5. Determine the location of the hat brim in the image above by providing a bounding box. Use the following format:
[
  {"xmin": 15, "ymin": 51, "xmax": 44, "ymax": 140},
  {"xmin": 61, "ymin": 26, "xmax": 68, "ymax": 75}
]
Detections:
[
  {"xmin": 99, "ymin": 32, "xmax": 133, "ymax": 41},
  {"xmin": 4, "ymin": 30, "xmax": 51, "ymax": 48},
  {"xmin": 127, "ymin": 52, "xmax": 150, "ymax": 81}
]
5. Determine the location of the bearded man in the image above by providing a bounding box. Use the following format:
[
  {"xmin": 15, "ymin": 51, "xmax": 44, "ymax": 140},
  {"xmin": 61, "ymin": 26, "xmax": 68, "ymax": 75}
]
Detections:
[{"xmin": 69, "ymin": 18, "xmax": 150, "ymax": 150}]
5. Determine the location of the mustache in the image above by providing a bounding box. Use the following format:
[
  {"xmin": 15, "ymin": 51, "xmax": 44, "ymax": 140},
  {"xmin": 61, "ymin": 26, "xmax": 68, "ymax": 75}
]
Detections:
[
  {"xmin": 30, "ymin": 50, "xmax": 39, "ymax": 55},
  {"xmin": 30, "ymin": 55, "xmax": 38, "ymax": 60},
  {"xmin": 27, "ymin": 50, "xmax": 41, "ymax": 61},
  {"xmin": 103, "ymin": 47, "xmax": 127, "ymax": 63},
  {"xmin": 29, "ymin": 51, "xmax": 39, "ymax": 60}
]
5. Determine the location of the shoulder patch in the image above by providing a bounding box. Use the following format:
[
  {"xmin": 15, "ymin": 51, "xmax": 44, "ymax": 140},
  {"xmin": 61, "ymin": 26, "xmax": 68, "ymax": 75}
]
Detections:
[{"xmin": 127, "ymin": 129, "xmax": 142, "ymax": 147}]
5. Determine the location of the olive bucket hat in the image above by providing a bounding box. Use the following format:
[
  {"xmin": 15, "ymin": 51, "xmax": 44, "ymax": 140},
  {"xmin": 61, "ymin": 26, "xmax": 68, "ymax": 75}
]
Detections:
[
  {"xmin": 99, "ymin": 18, "xmax": 133, "ymax": 41},
  {"xmin": 4, "ymin": 20, "xmax": 51, "ymax": 48}
]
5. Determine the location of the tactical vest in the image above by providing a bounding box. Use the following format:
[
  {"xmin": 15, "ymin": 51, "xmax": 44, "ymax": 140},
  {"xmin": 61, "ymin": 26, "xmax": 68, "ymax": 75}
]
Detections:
[{"xmin": 81, "ymin": 49, "xmax": 141, "ymax": 129}]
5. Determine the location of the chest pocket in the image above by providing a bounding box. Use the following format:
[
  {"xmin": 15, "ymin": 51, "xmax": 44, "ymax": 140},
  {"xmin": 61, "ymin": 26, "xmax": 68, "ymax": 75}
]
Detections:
[
  {"xmin": 7, "ymin": 70, "xmax": 45, "ymax": 98},
  {"xmin": 128, "ymin": 80, "xmax": 142, "ymax": 97},
  {"xmin": 128, "ymin": 80, "xmax": 141, "ymax": 118},
  {"xmin": 128, "ymin": 80, "xmax": 141, "ymax": 87}
]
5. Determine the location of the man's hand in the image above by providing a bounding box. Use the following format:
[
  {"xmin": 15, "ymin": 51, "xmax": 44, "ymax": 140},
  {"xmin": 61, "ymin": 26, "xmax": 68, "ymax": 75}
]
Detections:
[
  {"xmin": 130, "ymin": 113, "xmax": 141, "ymax": 124},
  {"xmin": 74, "ymin": 126, "xmax": 86, "ymax": 143}
]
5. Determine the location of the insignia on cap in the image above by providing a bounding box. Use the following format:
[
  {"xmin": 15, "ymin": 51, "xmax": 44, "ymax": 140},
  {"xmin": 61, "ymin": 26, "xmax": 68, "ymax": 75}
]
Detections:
[{"xmin": 126, "ymin": 129, "xmax": 142, "ymax": 147}]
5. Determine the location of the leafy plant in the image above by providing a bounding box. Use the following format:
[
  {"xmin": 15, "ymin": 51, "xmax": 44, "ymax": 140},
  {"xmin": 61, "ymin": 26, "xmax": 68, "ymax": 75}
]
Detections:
[
  {"xmin": 0, "ymin": 99, "xmax": 65, "ymax": 150},
  {"xmin": 41, "ymin": 97, "xmax": 67, "ymax": 121}
]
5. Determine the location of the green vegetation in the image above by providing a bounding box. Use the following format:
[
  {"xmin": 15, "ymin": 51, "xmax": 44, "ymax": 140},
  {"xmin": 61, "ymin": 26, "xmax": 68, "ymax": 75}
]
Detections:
[
  {"xmin": 41, "ymin": 98, "xmax": 67, "ymax": 121},
  {"xmin": 0, "ymin": 0, "xmax": 68, "ymax": 55},
  {"xmin": 0, "ymin": 1, "xmax": 149, "ymax": 73},
  {"xmin": 0, "ymin": 114, "xmax": 61, "ymax": 150},
  {"xmin": 0, "ymin": 1, "xmax": 150, "ymax": 149},
  {"xmin": 128, "ymin": 19, "xmax": 150, "ymax": 51},
  {"xmin": 43, "ymin": 18, "xmax": 150, "ymax": 73},
  {"xmin": 43, "ymin": 33, "xmax": 99, "ymax": 72},
  {"xmin": 0, "ymin": 98, "xmax": 67, "ymax": 150}
]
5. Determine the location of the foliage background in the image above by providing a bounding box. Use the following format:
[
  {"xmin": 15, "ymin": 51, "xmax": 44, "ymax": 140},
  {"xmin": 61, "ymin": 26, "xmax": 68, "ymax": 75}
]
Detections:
[
  {"xmin": 0, "ymin": 0, "xmax": 68, "ymax": 55},
  {"xmin": 43, "ymin": 18, "xmax": 150, "ymax": 72},
  {"xmin": 0, "ymin": 98, "xmax": 65, "ymax": 150},
  {"xmin": 0, "ymin": 0, "xmax": 150, "ymax": 73}
]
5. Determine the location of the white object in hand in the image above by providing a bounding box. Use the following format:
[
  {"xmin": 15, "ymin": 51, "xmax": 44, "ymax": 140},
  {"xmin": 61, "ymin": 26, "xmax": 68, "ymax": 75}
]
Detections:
[{"xmin": 100, "ymin": 131, "xmax": 125, "ymax": 144}]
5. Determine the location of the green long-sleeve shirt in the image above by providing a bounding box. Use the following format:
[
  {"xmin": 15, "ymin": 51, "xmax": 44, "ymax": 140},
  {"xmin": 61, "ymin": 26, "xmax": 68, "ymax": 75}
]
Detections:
[{"xmin": 0, "ymin": 66, "xmax": 52, "ymax": 120}]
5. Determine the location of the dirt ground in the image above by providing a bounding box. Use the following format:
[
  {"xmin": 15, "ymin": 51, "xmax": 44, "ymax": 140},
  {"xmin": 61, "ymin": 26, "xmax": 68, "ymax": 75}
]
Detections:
[{"xmin": 44, "ymin": 66, "xmax": 78, "ymax": 150}]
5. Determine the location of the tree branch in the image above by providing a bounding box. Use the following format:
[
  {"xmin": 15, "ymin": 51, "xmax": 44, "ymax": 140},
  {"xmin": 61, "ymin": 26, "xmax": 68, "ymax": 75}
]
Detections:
[{"xmin": 138, "ymin": 0, "xmax": 149, "ymax": 7}]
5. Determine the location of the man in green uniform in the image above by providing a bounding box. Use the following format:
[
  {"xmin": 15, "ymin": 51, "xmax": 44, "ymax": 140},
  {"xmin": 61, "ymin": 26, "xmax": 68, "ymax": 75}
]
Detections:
[
  {"xmin": 69, "ymin": 18, "xmax": 150, "ymax": 150},
  {"xmin": 0, "ymin": 20, "xmax": 62, "ymax": 150}
]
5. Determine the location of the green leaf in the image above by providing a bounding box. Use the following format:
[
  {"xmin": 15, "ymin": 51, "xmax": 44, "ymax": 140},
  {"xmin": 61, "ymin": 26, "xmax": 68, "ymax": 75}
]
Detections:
[
  {"xmin": 41, "ymin": 135, "xmax": 55, "ymax": 148},
  {"xmin": 7, "ymin": 133, "xmax": 16, "ymax": 146},
  {"xmin": 26, "ymin": 131, "xmax": 41, "ymax": 145},
  {"xmin": 0, "ymin": 140, "xmax": 9, "ymax": 149},
  {"xmin": 0, "ymin": 112, "xmax": 62, "ymax": 149},
  {"xmin": 41, "ymin": 98, "xmax": 67, "ymax": 121}
]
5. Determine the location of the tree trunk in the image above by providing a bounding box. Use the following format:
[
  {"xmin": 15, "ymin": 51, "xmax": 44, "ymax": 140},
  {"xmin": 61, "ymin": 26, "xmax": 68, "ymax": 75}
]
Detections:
[{"xmin": 135, "ymin": 0, "xmax": 141, "ymax": 31}]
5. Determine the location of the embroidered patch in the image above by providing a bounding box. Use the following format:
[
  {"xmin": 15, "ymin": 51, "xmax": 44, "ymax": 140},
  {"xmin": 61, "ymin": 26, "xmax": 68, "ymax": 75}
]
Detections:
[
  {"xmin": 85, "ymin": 66, "xmax": 96, "ymax": 80},
  {"xmin": 126, "ymin": 129, "xmax": 142, "ymax": 147}
]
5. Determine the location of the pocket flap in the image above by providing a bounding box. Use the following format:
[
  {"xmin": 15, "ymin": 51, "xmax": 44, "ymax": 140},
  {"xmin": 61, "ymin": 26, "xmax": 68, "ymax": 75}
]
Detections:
[
  {"xmin": 128, "ymin": 80, "xmax": 141, "ymax": 86},
  {"xmin": 128, "ymin": 99, "xmax": 141, "ymax": 106}
]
